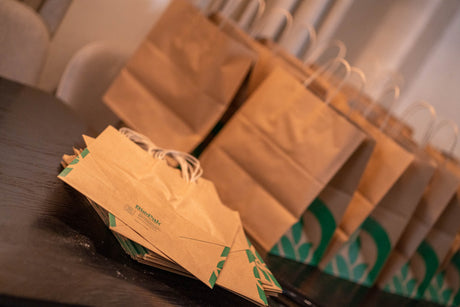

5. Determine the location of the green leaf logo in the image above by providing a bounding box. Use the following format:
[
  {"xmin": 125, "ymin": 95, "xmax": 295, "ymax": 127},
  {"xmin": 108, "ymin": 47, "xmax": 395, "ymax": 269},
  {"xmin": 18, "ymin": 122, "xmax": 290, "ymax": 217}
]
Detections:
[
  {"xmin": 298, "ymin": 243, "xmax": 312, "ymax": 262},
  {"xmin": 269, "ymin": 198, "xmax": 336, "ymax": 266},
  {"xmin": 348, "ymin": 237, "xmax": 361, "ymax": 265},
  {"xmin": 335, "ymin": 254, "xmax": 350, "ymax": 279},
  {"xmin": 323, "ymin": 235, "xmax": 369, "ymax": 284},
  {"xmin": 382, "ymin": 263, "xmax": 418, "ymax": 298},
  {"xmin": 352, "ymin": 263, "xmax": 368, "ymax": 281},
  {"xmin": 280, "ymin": 236, "xmax": 296, "ymax": 259},
  {"xmin": 423, "ymin": 271, "xmax": 455, "ymax": 305},
  {"xmin": 292, "ymin": 219, "xmax": 303, "ymax": 244},
  {"xmin": 442, "ymin": 289, "xmax": 454, "ymax": 303},
  {"xmin": 324, "ymin": 217, "xmax": 391, "ymax": 286}
]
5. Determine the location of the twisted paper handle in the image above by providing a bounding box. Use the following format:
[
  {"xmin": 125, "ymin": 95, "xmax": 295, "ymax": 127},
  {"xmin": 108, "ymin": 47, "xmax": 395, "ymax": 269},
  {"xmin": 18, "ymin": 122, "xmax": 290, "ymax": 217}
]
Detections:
[{"xmin": 119, "ymin": 127, "xmax": 203, "ymax": 183}]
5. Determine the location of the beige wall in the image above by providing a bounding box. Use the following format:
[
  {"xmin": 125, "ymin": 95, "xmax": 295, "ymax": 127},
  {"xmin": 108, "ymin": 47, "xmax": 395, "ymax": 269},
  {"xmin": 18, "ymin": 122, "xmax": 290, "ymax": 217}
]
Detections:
[
  {"xmin": 398, "ymin": 8, "xmax": 460, "ymax": 158},
  {"xmin": 327, "ymin": 0, "xmax": 460, "ymax": 158},
  {"xmin": 38, "ymin": 0, "xmax": 170, "ymax": 92}
]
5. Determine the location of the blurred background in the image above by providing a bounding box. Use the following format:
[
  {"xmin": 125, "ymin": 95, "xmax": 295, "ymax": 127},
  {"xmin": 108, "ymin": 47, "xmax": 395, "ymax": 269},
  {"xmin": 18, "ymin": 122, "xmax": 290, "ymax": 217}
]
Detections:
[{"xmin": 2, "ymin": 0, "xmax": 460, "ymax": 157}]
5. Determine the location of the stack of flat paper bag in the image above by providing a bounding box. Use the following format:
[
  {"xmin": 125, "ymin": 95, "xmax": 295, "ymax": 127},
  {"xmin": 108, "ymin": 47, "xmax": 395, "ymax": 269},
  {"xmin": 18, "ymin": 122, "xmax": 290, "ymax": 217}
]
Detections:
[{"xmin": 59, "ymin": 126, "xmax": 281, "ymax": 306}]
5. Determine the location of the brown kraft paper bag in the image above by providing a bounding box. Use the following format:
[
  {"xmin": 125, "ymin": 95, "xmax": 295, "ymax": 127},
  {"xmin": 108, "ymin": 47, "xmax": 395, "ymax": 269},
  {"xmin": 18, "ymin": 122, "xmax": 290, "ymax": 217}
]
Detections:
[
  {"xmin": 212, "ymin": 21, "xmax": 377, "ymax": 265},
  {"xmin": 377, "ymin": 149, "xmax": 460, "ymax": 288},
  {"xmin": 321, "ymin": 133, "xmax": 435, "ymax": 286},
  {"xmin": 379, "ymin": 190, "xmax": 460, "ymax": 299},
  {"xmin": 269, "ymin": 136, "xmax": 375, "ymax": 265},
  {"xmin": 208, "ymin": 13, "xmax": 310, "ymax": 98},
  {"xmin": 104, "ymin": 0, "xmax": 256, "ymax": 152},
  {"xmin": 199, "ymin": 67, "xmax": 368, "ymax": 251},
  {"xmin": 261, "ymin": 41, "xmax": 414, "ymax": 137},
  {"xmin": 318, "ymin": 108, "xmax": 414, "ymax": 268}
]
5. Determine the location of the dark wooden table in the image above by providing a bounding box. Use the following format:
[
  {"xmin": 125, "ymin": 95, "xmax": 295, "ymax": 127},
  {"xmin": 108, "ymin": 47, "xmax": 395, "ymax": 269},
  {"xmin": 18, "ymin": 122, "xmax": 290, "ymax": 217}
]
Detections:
[{"xmin": 0, "ymin": 77, "xmax": 441, "ymax": 307}]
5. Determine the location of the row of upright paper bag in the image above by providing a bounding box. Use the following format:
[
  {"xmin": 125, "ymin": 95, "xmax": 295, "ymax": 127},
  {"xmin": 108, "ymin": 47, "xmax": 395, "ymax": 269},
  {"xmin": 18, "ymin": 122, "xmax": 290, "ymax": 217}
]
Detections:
[{"xmin": 70, "ymin": 0, "xmax": 460, "ymax": 305}]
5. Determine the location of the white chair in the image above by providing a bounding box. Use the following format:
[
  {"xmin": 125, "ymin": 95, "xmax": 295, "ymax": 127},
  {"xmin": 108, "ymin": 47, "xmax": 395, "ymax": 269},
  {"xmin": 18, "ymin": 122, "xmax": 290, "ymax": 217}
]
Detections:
[
  {"xmin": 0, "ymin": 0, "xmax": 50, "ymax": 86},
  {"xmin": 56, "ymin": 41, "xmax": 129, "ymax": 133}
]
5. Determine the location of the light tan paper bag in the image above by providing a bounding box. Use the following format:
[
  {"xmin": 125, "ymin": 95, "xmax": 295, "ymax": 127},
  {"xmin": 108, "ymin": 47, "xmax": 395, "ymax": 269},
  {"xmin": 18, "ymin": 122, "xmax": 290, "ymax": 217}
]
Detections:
[
  {"xmin": 439, "ymin": 233, "xmax": 460, "ymax": 271},
  {"xmin": 316, "ymin": 103, "xmax": 441, "ymax": 287},
  {"xmin": 197, "ymin": 24, "xmax": 377, "ymax": 266},
  {"xmin": 58, "ymin": 126, "xmax": 236, "ymax": 288},
  {"xmin": 260, "ymin": 42, "xmax": 413, "ymax": 137},
  {"xmin": 319, "ymin": 110, "xmax": 414, "ymax": 265},
  {"xmin": 269, "ymin": 137, "xmax": 375, "ymax": 265},
  {"xmin": 199, "ymin": 67, "xmax": 368, "ymax": 251},
  {"xmin": 250, "ymin": 38, "xmax": 376, "ymax": 267},
  {"xmin": 397, "ymin": 147, "xmax": 460, "ymax": 255},
  {"xmin": 322, "ymin": 146, "xmax": 435, "ymax": 286},
  {"xmin": 423, "ymin": 236, "xmax": 460, "ymax": 306},
  {"xmin": 380, "ymin": 190, "xmax": 460, "ymax": 299},
  {"xmin": 208, "ymin": 14, "xmax": 309, "ymax": 98},
  {"xmin": 258, "ymin": 38, "xmax": 333, "ymax": 99},
  {"xmin": 206, "ymin": 20, "xmax": 378, "ymax": 266},
  {"xmin": 377, "ymin": 151, "xmax": 460, "ymax": 289},
  {"xmin": 104, "ymin": 0, "xmax": 256, "ymax": 152}
]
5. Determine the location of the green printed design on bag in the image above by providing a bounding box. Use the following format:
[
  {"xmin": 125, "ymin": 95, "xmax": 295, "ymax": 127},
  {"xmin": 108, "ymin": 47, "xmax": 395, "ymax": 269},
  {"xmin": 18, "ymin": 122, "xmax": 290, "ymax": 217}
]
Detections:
[
  {"xmin": 269, "ymin": 198, "xmax": 335, "ymax": 265},
  {"xmin": 361, "ymin": 217, "xmax": 392, "ymax": 284},
  {"xmin": 245, "ymin": 249, "xmax": 269, "ymax": 303},
  {"xmin": 385, "ymin": 241, "xmax": 439, "ymax": 299},
  {"xmin": 253, "ymin": 248, "xmax": 282, "ymax": 290},
  {"xmin": 59, "ymin": 148, "xmax": 90, "ymax": 177},
  {"xmin": 216, "ymin": 260, "xmax": 225, "ymax": 270},
  {"xmin": 324, "ymin": 217, "xmax": 391, "ymax": 286},
  {"xmin": 221, "ymin": 246, "xmax": 230, "ymax": 257},
  {"xmin": 323, "ymin": 235, "xmax": 369, "ymax": 282},
  {"xmin": 109, "ymin": 213, "xmax": 116, "ymax": 227},
  {"xmin": 80, "ymin": 148, "xmax": 89, "ymax": 158},
  {"xmin": 59, "ymin": 167, "xmax": 73, "ymax": 177},
  {"xmin": 107, "ymin": 213, "xmax": 148, "ymax": 257},
  {"xmin": 424, "ymin": 271, "xmax": 455, "ymax": 305},
  {"xmin": 257, "ymin": 284, "xmax": 268, "ymax": 305},
  {"xmin": 383, "ymin": 263, "xmax": 418, "ymax": 297},
  {"xmin": 209, "ymin": 271, "xmax": 218, "ymax": 288},
  {"xmin": 310, "ymin": 199, "xmax": 336, "ymax": 264},
  {"xmin": 208, "ymin": 246, "xmax": 231, "ymax": 288},
  {"xmin": 112, "ymin": 232, "xmax": 147, "ymax": 258},
  {"xmin": 252, "ymin": 247, "xmax": 282, "ymax": 290},
  {"xmin": 451, "ymin": 252, "xmax": 460, "ymax": 306},
  {"xmin": 254, "ymin": 247, "xmax": 265, "ymax": 263},
  {"xmin": 415, "ymin": 240, "xmax": 440, "ymax": 298},
  {"xmin": 246, "ymin": 249, "xmax": 256, "ymax": 263},
  {"xmin": 113, "ymin": 233, "xmax": 134, "ymax": 256},
  {"xmin": 130, "ymin": 240, "xmax": 147, "ymax": 256}
]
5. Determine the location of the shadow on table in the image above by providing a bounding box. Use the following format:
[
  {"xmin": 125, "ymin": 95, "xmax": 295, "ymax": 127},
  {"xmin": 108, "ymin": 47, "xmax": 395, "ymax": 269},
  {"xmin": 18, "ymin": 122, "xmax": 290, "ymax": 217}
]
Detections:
[
  {"xmin": 33, "ymin": 178, "xmax": 253, "ymax": 306},
  {"xmin": 265, "ymin": 254, "xmax": 442, "ymax": 307}
]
